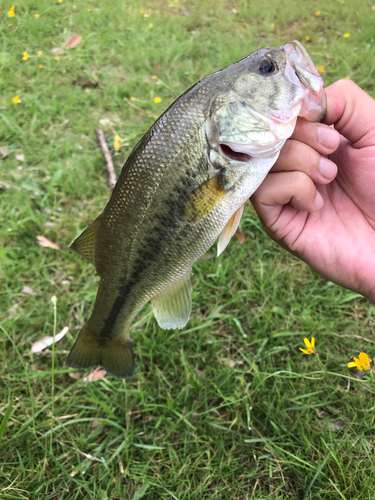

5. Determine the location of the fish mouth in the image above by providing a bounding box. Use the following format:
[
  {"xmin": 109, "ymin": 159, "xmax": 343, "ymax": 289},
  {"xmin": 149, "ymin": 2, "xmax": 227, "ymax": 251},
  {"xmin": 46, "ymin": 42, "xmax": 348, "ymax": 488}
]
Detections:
[{"xmin": 283, "ymin": 40, "xmax": 327, "ymax": 122}]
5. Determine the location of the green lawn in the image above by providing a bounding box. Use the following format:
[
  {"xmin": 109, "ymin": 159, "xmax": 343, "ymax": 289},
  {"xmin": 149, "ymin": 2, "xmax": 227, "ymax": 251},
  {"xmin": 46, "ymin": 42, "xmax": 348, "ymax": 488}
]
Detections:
[{"xmin": 1, "ymin": 0, "xmax": 375, "ymax": 498}]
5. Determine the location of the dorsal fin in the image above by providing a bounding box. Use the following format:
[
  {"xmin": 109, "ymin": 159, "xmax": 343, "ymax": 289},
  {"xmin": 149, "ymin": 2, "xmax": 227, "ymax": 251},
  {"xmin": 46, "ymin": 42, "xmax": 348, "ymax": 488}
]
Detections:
[
  {"xmin": 217, "ymin": 204, "xmax": 244, "ymax": 256},
  {"xmin": 69, "ymin": 214, "xmax": 102, "ymax": 267},
  {"xmin": 151, "ymin": 271, "xmax": 193, "ymax": 330}
]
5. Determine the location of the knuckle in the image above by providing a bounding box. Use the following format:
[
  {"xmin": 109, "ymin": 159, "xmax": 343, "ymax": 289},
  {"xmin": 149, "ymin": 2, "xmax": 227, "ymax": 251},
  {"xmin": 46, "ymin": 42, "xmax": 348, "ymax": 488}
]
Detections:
[
  {"xmin": 283, "ymin": 139, "xmax": 301, "ymax": 159},
  {"xmin": 290, "ymin": 171, "xmax": 310, "ymax": 194},
  {"xmin": 332, "ymin": 78, "xmax": 358, "ymax": 94}
]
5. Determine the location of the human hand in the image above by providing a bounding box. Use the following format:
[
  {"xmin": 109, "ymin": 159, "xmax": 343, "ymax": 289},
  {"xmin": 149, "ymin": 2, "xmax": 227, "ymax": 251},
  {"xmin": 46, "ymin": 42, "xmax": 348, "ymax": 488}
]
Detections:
[{"xmin": 251, "ymin": 80, "xmax": 375, "ymax": 303}]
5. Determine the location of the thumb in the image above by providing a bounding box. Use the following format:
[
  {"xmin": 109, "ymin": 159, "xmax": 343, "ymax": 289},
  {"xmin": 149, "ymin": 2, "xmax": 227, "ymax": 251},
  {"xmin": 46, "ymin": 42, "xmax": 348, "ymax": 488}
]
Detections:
[{"xmin": 324, "ymin": 79, "xmax": 375, "ymax": 148}]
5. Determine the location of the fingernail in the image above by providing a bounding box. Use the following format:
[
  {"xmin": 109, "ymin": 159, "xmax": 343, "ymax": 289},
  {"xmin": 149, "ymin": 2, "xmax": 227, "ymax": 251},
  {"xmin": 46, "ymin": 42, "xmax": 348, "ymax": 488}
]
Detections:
[
  {"xmin": 319, "ymin": 157, "xmax": 337, "ymax": 180},
  {"xmin": 318, "ymin": 126, "xmax": 339, "ymax": 149},
  {"xmin": 314, "ymin": 191, "xmax": 324, "ymax": 209}
]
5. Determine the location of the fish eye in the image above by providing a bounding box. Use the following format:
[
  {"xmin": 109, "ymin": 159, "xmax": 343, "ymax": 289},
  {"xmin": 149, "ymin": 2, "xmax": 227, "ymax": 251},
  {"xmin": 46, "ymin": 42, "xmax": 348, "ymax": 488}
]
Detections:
[{"xmin": 258, "ymin": 58, "xmax": 277, "ymax": 75}]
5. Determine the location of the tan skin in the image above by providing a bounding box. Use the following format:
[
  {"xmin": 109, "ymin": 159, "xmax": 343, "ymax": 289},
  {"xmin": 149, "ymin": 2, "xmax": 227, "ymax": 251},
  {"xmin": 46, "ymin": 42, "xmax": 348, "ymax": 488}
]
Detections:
[{"xmin": 251, "ymin": 80, "xmax": 375, "ymax": 304}]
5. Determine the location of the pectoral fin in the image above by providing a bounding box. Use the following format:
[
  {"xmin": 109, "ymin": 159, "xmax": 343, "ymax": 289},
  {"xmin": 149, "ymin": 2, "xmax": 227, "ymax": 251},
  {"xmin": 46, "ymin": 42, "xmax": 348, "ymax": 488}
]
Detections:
[
  {"xmin": 217, "ymin": 204, "xmax": 244, "ymax": 256},
  {"xmin": 151, "ymin": 271, "xmax": 193, "ymax": 329},
  {"xmin": 69, "ymin": 214, "xmax": 102, "ymax": 267},
  {"xmin": 184, "ymin": 174, "xmax": 230, "ymax": 222}
]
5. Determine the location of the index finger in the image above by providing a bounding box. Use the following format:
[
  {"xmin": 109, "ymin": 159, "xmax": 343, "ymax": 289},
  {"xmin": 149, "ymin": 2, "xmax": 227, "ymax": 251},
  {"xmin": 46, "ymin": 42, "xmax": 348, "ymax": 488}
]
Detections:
[{"xmin": 323, "ymin": 79, "xmax": 375, "ymax": 148}]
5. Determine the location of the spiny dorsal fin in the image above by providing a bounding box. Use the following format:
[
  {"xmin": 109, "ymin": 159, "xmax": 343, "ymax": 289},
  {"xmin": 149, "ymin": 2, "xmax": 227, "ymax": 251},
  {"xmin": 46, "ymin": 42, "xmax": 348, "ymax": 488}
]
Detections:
[
  {"xmin": 151, "ymin": 271, "xmax": 193, "ymax": 330},
  {"xmin": 217, "ymin": 204, "xmax": 244, "ymax": 256},
  {"xmin": 69, "ymin": 214, "xmax": 102, "ymax": 267},
  {"xmin": 184, "ymin": 174, "xmax": 230, "ymax": 222}
]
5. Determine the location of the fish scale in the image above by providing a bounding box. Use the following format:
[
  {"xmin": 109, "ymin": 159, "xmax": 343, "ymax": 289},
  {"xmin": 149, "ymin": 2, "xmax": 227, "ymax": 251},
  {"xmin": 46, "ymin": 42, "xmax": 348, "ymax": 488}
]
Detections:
[{"xmin": 67, "ymin": 40, "xmax": 326, "ymax": 378}]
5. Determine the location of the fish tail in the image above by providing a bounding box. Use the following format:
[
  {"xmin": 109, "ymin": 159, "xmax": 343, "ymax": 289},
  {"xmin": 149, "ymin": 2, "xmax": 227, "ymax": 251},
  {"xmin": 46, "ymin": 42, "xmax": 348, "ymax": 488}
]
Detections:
[{"xmin": 66, "ymin": 322, "xmax": 135, "ymax": 378}]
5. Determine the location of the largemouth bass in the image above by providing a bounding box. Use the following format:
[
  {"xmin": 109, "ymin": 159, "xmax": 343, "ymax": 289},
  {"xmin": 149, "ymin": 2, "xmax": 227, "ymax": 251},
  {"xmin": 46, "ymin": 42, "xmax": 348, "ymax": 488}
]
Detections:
[{"xmin": 67, "ymin": 40, "xmax": 326, "ymax": 377}]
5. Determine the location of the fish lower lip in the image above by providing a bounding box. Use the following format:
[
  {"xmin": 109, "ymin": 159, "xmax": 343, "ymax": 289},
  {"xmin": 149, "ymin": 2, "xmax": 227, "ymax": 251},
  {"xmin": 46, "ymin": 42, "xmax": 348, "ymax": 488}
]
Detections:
[
  {"xmin": 319, "ymin": 90, "xmax": 327, "ymax": 122},
  {"xmin": 289, "ymin": 40, "xmax": 312, "ymax": 63}
]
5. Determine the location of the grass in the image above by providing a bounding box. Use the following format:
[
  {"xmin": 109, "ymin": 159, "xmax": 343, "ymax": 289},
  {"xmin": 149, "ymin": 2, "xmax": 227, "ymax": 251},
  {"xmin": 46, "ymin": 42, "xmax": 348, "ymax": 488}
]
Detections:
[{"xmin": 1, "ymin": 0, "xmax": 375, "ymax": 498}]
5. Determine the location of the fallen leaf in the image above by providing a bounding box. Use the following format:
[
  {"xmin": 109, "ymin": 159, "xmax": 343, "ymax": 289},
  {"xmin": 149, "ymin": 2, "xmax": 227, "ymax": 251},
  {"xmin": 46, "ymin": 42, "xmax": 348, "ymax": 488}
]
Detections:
[
  {"xmin": 99, "ymin": 118, "xmax": 112, "ymax": 126},
  {"xmin": 31, "ymin": 326, "xmax": 69, "ymax": 352},
  {"xmin": 90, "ymin": 420, "xmax": 101, "ymax": 431},
  {"xmin": 21, "ymin": 286, "xmax": 36, "ymax": 296},
  {"xmin": 84, "ymin": 367, "xmax": 107, "ymax": 382},
  {"xmin": 199, "ymin": 253, "xmax": 216, "ymax": 261},
  {"xmin": 55, "ymin": 413, "xmax": 79, "ymax": 420},
  {"xmin": 73, "ymin": 78, "xmax": 99, "ymax": 89},
  {"xmin": 51, "ymin": 47, "xmax": 64, "ymax": 55},
  {"xmin": 37, "ymin": 235, "xmax": 60, "ymax": 250},
  {"xmin": 1, "ymin": 147, "xmax": 9, "ymax": 157},
  {"xmin": 64, "ymin": 34, "xmax": 82, "ymax": 50},
  {"xmin": 77, "ymin": 450, "xmax": 102, "ymax": 462},
  {"xmin": 234, "ymin": 229, "xmax": 245, "ymax": 244},
  {"xmin": 69, "ymin": 371, "xmax": 84, "ymax": 380},
  {"xmin": 8, "ymin": 303, "xmax": 19, "ymax": 318},
  {"xmin": 221, "ymin": 357, "xmax": 244, "ymax": 368},
  {"xmin": 317, "ymin": 419, "xmax": 344, "ymax": 431},
  {"xmin": 15, "ymin": 153, "xmax": 25, "ymax": 162}
]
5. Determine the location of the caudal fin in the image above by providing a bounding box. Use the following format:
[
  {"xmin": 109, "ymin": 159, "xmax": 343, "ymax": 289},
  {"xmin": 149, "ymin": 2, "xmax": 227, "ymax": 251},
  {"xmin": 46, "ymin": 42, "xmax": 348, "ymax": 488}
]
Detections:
[{"xmin": 66, "ymin": 323, "xmax": 135, "ymax": 378}]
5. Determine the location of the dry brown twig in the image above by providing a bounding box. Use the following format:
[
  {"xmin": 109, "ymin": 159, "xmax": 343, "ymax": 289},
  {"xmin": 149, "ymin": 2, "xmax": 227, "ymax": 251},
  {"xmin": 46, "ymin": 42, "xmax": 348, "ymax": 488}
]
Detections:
[{"xmin": 95, "ymin": 128, "xmax": 117, "ymax": 189}]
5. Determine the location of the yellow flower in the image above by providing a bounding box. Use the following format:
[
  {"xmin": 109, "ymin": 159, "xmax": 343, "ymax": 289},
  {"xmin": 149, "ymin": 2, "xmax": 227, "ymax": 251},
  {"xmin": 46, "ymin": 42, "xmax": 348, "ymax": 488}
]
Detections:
[
  {"xmin": 151, "ymin": 75, "xmax": 157, "ymax": 80},
  {"xmin": 35, "ymin": 13, "xmax": 40, "ymax": 18},
  {"xmin": 149, "ymin": 23, "xmax": 153, "ymax": 28},
  {"xmin": 88, "ymin": 8, "xmax": 92, "ymax": 11},
  {"xmin": 372, "ymin": 5, "xmax": 375, "ymax": 10},
  {"xmin": 140, "ymin": 9, "xmax": 145, "ymax": 14},
  {"xmin": 305, "ymin": 36, "xmax": 310, "ymax": 41},
  {"xmin": 22, "ymin": 52, "xmax": 29, "ymax": 61},
  {"xmin": 344, "ymin": 75, "xmax": 349, "ymax": 79},
  {"xmin": 338, "ymin": 0, "xmax": 344, "ymax": 3},
  {"xmin": 8, "ymin": 6, "xmax": 15, "ymax": 17},
  {"xmin": 343, "ymin": 33, "xmax": 350, "ymax": 38},
  {"xmin": 39, "ymin": 64, "xmax": 44, "ymax": 69},
  {"xmin": 68, "ymin": 57, "xmax": 72, "ymax": 61},
  {"xmin": 12, "ymin": 95, "xmax": 21, "ymax": 104},
  {"xmin": 270, "ymin": 22, "xmax": 275, "ymax": 29},
  {"xmin": 315, "ymin": 11, "xmax": 321, "ymax": 15},
  {"xmin": 130, "ymin": 97, "xmax": 137, "ymax": 102},
  {"xmin": 300, "ymin": 337, "xmax": 315, "ymax": 355},
  {"xmin": 55, "ymin": 56, "xmax": 60, "ymax": 61},
  {"xmin": 154, "ymin": 97, "xmax": 162, "ymax": 103},
  {"xmin": 114, "ymin": 135, "xmax": 121, "ymax": 151},
  {"xmin": 38, "ymin": 51, "xmax": 42, "ymax": 57},
  {"xmin": 348, "ymin": 352, "xmax": 371, "ymax": 371},
  {"xmin": 58, "ymin": 0, "xmax": 63, "ymax": 3},
  {"xmin": 316, "ymin": 65, "xmax": 325, "ymax": 73},
  {"xmin": 144, "ymin": 13, "xmax": 150, "ymax": 18}
]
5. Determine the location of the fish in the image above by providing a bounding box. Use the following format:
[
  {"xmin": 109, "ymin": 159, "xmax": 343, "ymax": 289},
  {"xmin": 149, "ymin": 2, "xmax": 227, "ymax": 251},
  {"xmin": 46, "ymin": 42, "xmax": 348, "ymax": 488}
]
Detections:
[{"xmin": 67, "ymin": 40, "xmax": 326, "ymax": 378}]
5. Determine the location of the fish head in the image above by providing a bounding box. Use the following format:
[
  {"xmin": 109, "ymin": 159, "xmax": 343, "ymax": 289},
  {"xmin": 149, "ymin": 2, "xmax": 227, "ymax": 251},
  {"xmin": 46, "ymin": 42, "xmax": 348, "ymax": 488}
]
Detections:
[{"xmin": 205, "ymin": 40, "xmax": 326, "ymax": 182}]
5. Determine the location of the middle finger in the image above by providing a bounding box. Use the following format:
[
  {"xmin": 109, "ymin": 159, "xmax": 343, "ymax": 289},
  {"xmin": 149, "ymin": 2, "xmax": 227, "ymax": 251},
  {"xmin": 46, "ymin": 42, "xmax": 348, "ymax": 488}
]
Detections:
[{"xmin": 272, "ymin": 139, "xmax": 337, "ymax": 184}]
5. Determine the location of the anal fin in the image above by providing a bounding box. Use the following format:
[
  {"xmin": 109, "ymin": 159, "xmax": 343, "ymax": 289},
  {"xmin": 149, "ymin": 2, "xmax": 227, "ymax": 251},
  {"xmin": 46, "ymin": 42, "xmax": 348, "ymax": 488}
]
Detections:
[
  {"xmin": 69, "ymin": 214, "xmax": 102, "ymax": 267},
  {"xmin": 217, "ymin": 204, "xmax": 244, "ymax": 256},
  {"xmin": 151, "ymin": 271, "xmax": 193, "ymax": 329}
]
